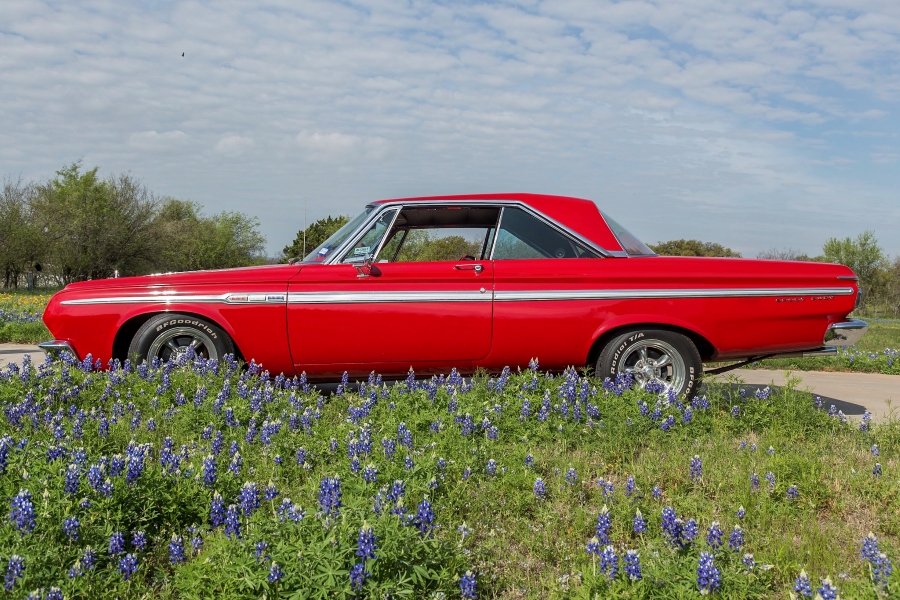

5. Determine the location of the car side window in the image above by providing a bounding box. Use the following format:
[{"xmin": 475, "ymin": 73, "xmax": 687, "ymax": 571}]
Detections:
[
  {"xmin": 492, "ymin": 207, "xmax": 599, "ymax": 259},
  {"xmin": 340, "ymin": 209, "xmax": 398, "ymax": 263},
  {"xmin": 376, "ymin": 207, "xmax": 500, "ymax": 263}
]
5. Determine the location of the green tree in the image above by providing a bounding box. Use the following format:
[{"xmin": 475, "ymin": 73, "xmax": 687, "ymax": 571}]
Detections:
[
  {"xmin": 0, "ymin": 178, "xmax": 43, "ymax": 287},
  {"xmin": 152, "ymin": 198, "xmax": 266, "ymax": 272},
  {"xmin": 31, "ymin": 163, "xmax": 159, "ymax": 283},
  {"xmin": 822, "ymin": 231, "xmax": 887, "ymax": 310},
  {"xmin": 648, "ymin": 239, "xmax": 741, "ymax": 257},
  {"xmin": 282, "ymin": 215, "xmax": 350, "ymax": 261}
]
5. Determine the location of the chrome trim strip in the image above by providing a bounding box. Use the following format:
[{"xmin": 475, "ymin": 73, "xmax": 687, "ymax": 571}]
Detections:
[
  {"xmin": 494, "ymin": 287, "xmax": 855, "ymax": 302},
  {"xmin": 824, "ymin": 319, "xmax": 868, "ymax": 346},
  {"xmin": 60, "ymin": 292, "xmax": 289, "ymax": 306},
  {"xmin": 288, "ymin": 291, "xmax": 490, "ymax": 304}
]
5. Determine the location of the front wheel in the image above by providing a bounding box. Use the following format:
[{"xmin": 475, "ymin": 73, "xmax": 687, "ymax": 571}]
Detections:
[
  {"xmin": 596, "ymin": 329, "xmax": 702, "ymax": 399},
  {"xmin": 128, "ymin": 313, "xmax": 234, "ymax": 364}
]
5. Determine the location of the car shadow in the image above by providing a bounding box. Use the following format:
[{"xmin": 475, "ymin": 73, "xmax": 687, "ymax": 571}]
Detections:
[{"xmin": 701, "ymin": 381, "xmax": 869, "ymax": 416}]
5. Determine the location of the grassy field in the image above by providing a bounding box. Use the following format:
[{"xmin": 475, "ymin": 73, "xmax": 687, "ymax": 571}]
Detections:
[
  {"xmin": 743, "ymin": 317, "xmax": 900, "ymax": 375},
  {"xmin": 0, "ymin": 289, "xmax": 53, "ymax": 343},
  {"xmin": 0, "ymin": 354, "xmax": 897, "ymax": 598}
]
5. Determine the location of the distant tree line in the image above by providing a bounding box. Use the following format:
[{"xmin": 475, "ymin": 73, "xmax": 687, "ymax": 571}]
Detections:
[{"xmin": 0, "ymin": 163, "xmax": 266, "ymax": 286}]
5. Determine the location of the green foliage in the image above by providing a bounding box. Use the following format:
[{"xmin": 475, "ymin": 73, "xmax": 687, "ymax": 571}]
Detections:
[
  {"xmin": 649, "ymin": 239, "xmax": 742, "ymax": 258},
  {"xmin": 391, "ymin": 230, "xmax": 482, "ymax": 262},
  {"xmin": 823, "ymin": 231, "xmax": 888, "ymax": 312},
  {"xmin": 282, "ymin": 215, "xmax": 350, "ymax": 261},
  {"xmin": 1, "ymin": 356, "xmax": 899, "ymax": 598},
  {"xmin": 0, "ymin": 178, "xmax": 43, "ymax": 288}
]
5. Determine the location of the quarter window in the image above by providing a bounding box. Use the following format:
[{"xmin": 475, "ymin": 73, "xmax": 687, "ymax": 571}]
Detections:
[{"xmin": 492, "ymin": 207, "xmax": 599, "ymax": 259}]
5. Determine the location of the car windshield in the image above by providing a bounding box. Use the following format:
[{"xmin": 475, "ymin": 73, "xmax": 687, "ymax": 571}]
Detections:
[
  {"xmin": 302, "ymin": 207, "xmax": 374, "ymax": 263},
  {"xmin": 600, "ymin": 211, "xmax": 656, "ymax": 256}
]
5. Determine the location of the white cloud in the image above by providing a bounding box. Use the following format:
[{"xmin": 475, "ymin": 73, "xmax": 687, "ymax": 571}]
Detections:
[
  {"xmin": 214, "ymin": 135, "xmax": 255, "ymax": 156},
  {"xmin": 128, "ymin": 130, "xmax": 187, "ymax": 150}
]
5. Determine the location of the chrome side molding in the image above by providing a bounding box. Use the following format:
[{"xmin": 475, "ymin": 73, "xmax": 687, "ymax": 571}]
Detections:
[
  {"xmin": 823, "ymin": 319, "xmax": 868, "ymax": 347},
  {"xmin": 38, "ymin": 340, "xmax": 77, "ymax": 357}
]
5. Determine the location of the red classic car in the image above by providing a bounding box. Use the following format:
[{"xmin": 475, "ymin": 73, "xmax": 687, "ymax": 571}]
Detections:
[{"xmin": 41, "ymin": 193, "xmax": 866, "ymax": 398}]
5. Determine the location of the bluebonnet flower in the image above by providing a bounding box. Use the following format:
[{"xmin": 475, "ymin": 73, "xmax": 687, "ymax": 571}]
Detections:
[
  {"xmin": 415, "ymin": 498, "xmax": 435, "ymax": 536},
  {"xmin": 81, "ymin": 547, "xmax": 97, "ymax": 570},
  {"xmin": 872, "ymin": 444, "xmax": 879, "ymax": 457},
  {"xmin": 295, "ymin": 447, "xmax": 307, "ymax": 466},
  {"xmin": 264, "ymin": 482, "xmax": 279, "ymax": 501},
  {"xmin": 4, "ymin": 555, "xmax": 24, "ymax": 591},
  {"xmin": 660, "ymin": 415, "xmax": 675, "ymax": 431},
  {"xmin": 682, "ymin": 518, "xmax": 699, "ymax": 545},
  {"xmin": 731, "ymin": 405, "xmax": 740, "ymax": 417},
  {"xmin": 202, "ymin": 455, "xmax": 217, "ymax": 488},
  {"xmin": 706, "ymin": 522, "xmax": 723, "ymax": 550},
  {"xmin": 586, "ymin": 536, "xmax": 601, "ymax": 556},
  {"xmin": 63, "ymin": 515, "xmax": 80, "ymax": 540},
  {"xmin": 793, "ymin": 570, "xmax": 812, "ymax": 597},
  {"xmin": 786, "ymin": 484, "xmax": 799, "ymax": 499},
  {"xmin": 750, "ymin": 443, "xmax": 757, "ymax": 452},
  {"xmin": 625, "ymin": 475, "xmax": 636, "ymax": 497},
  {"xmin": 169, "ymin": 535, "xmax": 186, "ymax": 564},
  {"xmin": 460, "ymin": 570, "xmax": 477, "ymax": 599},
  {"xmin": 224, "ymin": 504, "xmax": 242, "ymax": 539},
  {"xmin": 330, "ymin": 438, "xmax": 339, "ymax": 453},
  {"xmin": 595, "ymin": 505, "xmax": 611, "ymax": 544},
  {"xmin": 357, "ymin": 523, "xmax": 378, "ymax": 559},
  {"xmin": 350, "ymin": 562, "xmax": 369, "ymax": 591},
  {"xmin": 462, "ymin": 467, "xmax": 472, "ymax": 480},
  {"xmin": 661, "ymin": 507, "xmax": 682, "ymax": 545},
  {"xmin": 684, "ymin": 407, "xmax": 694, "ymax": 423},
  {"xmin": 436, "ymin": 457, "xmax": 447, "ymax": 470},
  {"xmin": 318, "ymin": 476, "xmax": 342, "ymax": 516},
  {"xmin": 533, "ymin": 477, "xmax": 546, "ymax": 499},
  {"xmin": 860, "ymin": 411, "xmax": 872, "ymax": 432},
  {"xmin": 239, "ymin": 481, "xmax": 260, "ymax": 516},
  {"xmin": 397, "ymin": 422, "xmax": 413, "ymax": 448},
  {"xmin": 210, "ymin": 492, "xmax": 226, "ymax": 527},
  {"xmin": 696, "ymin": 552, "xmax": 721, "ymax": 595},
  {"xmin": 46, "ymin": 587, "xmax": 64, "ymax": 600},
  {"xmin": 277, "ymin": 497, "xmax": 305, "ymax": 522},
  {"xmin": 268, "ymin": 562, "xmax": 284, "ymax": 583},
  {"xmin": 861, "ymin": 532, "xmax": 893, "ymax": 587},
  {"xmin": 742, "ymin": 553, "xmax": 755, "ymax": 570},
  {"xmin": 750, "ymin": 473, "xmax": 760, "ymax": 492},
  {"xmin": 565, "ymin": 467, "xmax": 578, "ymax": 485},
  {"xmin": 765, "ymin": 472, "xmax": 776, "ymax": 489},
  {"xmin": 729, "ymin": 526, "xmax": 744, "ymax": 551},
  {"xmin": 873, "ymin": 463, "xmax": 882, "ymax": 477},
  {"xmin": 64, "ymin": 464, "xmax": 80, "ymax": 495},
  {"xmin": 599, "ymin": 545, "xmax": 618, "ymax": 579},
  {"xmin": 350, "ymin": 457, "xmax": 361, "ymax": 474},
  {"xmin": 817, "ymin": 577, "xmax": 839, "ymax": 600},
  {"xmin": 597, "ymin": 478, "xmax": 614, "ymax": 497},
  {"xmin": 862, "ymin": 532, "xmax": 880, "ymax": 561},
  {"xmin": 110, "ymin": 531, "xmax": 126, "ymax": 555},
  {"xmin": 132, "ymin": 531, "xmax": 147, "ymax": 551},
  {"xmin": 633, "ymin": 509, "xmax": 647, "ymax": 534},
  {"xmin": 255, "ymin": 540, "xmax": 269, "ymax": 561},
  {"xmin": 118, "ymin": 553, "xmax": 139, "ymax": 580},
  {"xmin": 401, "ymin": 455, "xmax": 413, "ymax": 470},
  {"xmin": 689, "ymin": 455, "xmax": 702, "ymax": 480},
  {"xmin": 524, "ymin": 454, "xmax": 535, "ymax": 469},
  {"xmin": 652, "ymin": 486, "xmax": 662, "ymax": 499},
  {"xmin": 486, "ymin": 459, "xmax": 497, "ymax": 476},
  {"xmin": 736, "ymin": 505, "xmax": 746, "ymax": 520},
  {"xmin": 10, "ymin": 489, "xmax": 36, "ymax": 535},
  {"xmin": 191, "ymin": 536, "xmax": 203, "ymax": 554},
  {"xmin": 487, "ymin": 425, "xmax": 499, "ymax": 440},
  {"xmin": 624, "ymin": 550, "xmax": 642, "ymax": 581},
  {"xmin": 755, "ymin": 386, "xmax": 771, "ymax": 400}
]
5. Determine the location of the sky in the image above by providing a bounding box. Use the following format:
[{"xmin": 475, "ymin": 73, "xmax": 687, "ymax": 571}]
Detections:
[{"xmin": 1, "ymin": 0, "xmax": 899, "ymax": 258}]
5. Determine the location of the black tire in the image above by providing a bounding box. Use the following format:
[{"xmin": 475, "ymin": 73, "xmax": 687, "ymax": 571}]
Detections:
[
  {"xmin": 128, "ymin": 313, "xmax": 234, "ymax": 364},
  {"xmin": 596, "ymin": 329, "xmax": 702, "ymax": 399}
]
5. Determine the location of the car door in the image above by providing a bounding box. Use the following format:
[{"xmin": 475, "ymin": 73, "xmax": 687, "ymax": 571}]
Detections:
[{"xmin": 287, "ymin": 206, "xmax": 494, "ymax": 368}]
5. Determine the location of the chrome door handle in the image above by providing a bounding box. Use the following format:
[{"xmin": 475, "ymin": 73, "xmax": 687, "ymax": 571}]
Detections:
[{"xmin": 455, "ymin": 264, "xmax": 483, "ymax": 273}]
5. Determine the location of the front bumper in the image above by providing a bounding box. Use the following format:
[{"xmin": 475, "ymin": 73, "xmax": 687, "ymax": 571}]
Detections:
[
  {"xmin": 824, "ymin": 319, "xmax": 868, "ymax": 347},
  {"xmin": 38, "ymin": 340, "xmax": 78, "ymax": 358}
]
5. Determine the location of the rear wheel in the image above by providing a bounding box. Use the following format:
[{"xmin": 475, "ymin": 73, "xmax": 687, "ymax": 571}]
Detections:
[
  {"xmin": 596, "ymin": 329, "xmax": 702, "ymax": 399},
  {"xmin": 128, "ymin": 313, "xmax": 234, "ymax": 363}
]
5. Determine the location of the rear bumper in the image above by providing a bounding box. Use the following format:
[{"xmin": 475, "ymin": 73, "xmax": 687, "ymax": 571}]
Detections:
[
  {"xmin": 824, "ymin": 319, "xmax": 868, "ymax": 347},
  {"xmin": 38, "ymin": 340, "xmax": 79, "ymax": 358}
]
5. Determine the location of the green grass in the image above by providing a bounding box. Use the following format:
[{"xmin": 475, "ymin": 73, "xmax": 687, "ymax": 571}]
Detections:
[
  {"xmin": 0, "ymin": 288, "xmax": 55, "ymax": 343},
  {"xmin": 743, "ymin": 318, "xmax": 900, "ymax": 375},
  {"xmin": 1, "ymin": 357, "xmax": 898, "ymax": 598}
]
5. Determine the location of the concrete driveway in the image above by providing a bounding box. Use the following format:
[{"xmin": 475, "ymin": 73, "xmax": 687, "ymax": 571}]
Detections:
[{"xmin": 2, "ymin": 344, "xmax": 896, "ymax": 421}]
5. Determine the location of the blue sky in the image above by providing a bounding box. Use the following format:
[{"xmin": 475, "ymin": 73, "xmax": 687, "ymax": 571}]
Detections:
[{"xmin": 1, "ymin": 0, "xmax": 898, "ymax": 257}]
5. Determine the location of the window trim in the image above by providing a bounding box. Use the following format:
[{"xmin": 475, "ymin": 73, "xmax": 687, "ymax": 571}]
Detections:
[
  {"xmin": 324, "ymin": 200, "xmax": 613, "ymax": 265},
  {"xmin": 334, "ymin": 207, "xmax": 400, "ymax": 264}
]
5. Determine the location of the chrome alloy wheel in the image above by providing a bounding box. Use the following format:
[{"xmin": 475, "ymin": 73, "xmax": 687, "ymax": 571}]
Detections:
[
  {"xmin": 616, "ymin": 339, "xmax": 686, "ymax": 394},
  {"xmin": 147, "ymin": 326, "xmax": 219, "ymax": 362}
]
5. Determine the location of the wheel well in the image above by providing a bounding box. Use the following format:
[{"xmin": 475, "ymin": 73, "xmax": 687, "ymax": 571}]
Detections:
[
  {"xmin": 586, "ymin": 323, "xmax": 716, "ymax": 369},
  {"xmin": 112, "ymin": 311, "xmax": 245, "ymax": 363}
]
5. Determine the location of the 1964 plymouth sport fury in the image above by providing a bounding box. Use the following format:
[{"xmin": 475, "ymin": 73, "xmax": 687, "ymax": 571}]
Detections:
[{"xmin": 41, "ymin": 193, "xmax": 867, "ymax": 398}]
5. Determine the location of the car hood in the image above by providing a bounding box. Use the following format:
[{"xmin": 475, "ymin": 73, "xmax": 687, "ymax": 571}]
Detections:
[{"xmin": 62, "ymin": 264, "xmax": 302, "ymax": 292}]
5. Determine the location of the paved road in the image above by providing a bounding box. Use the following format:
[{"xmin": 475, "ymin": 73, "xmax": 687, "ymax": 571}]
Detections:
[{"xmin": 1, "ymin": 344, "xmax": 896, "ymax": 421}]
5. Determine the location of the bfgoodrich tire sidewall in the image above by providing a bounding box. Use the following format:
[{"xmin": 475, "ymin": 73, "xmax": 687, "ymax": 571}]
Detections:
[{"xmin": 598, "ymin": 329, "xmax": 701, "ymax": 399}]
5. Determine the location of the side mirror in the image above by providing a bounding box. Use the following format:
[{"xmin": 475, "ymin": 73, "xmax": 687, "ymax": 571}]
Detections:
[{"xmin": 355, "ymin": 254, "xmax": 374, "ymax": 278}]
